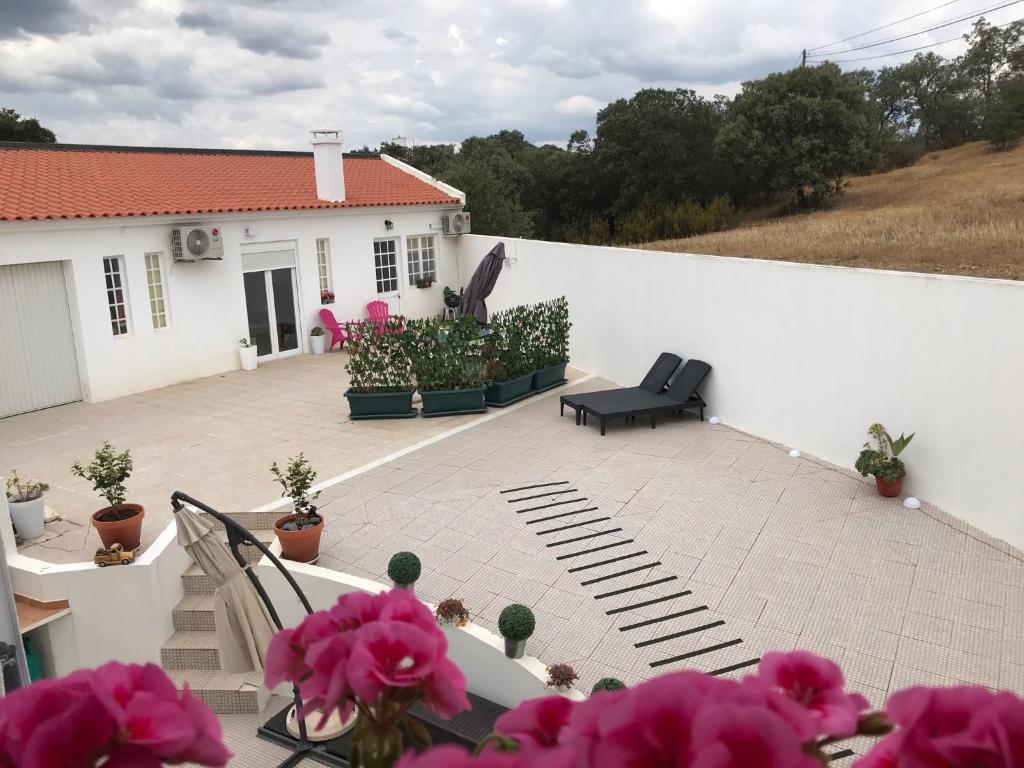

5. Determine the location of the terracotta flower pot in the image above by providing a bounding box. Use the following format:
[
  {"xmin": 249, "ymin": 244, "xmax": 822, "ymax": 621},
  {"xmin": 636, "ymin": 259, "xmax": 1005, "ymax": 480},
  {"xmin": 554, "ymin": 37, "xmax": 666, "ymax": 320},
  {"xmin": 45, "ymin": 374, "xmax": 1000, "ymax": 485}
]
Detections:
[
  {"xmin": 275, "ymin": 513, "xmax": 324, "ymax": 563},
  {"xmin": 91, "ymin": 503, "xmax": 145, "ymax": 550},
  {"xmin": 875, "ymin": 476, "xmax": 904, "ymax": 497}
]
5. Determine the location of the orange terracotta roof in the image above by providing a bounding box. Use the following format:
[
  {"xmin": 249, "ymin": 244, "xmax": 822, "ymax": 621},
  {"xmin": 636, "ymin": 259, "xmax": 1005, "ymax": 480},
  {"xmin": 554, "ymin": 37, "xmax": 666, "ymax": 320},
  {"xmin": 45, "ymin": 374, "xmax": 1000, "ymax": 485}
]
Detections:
[{"xmin": 0, "ymin": 143, "xmax": 461, "ymax": 221}]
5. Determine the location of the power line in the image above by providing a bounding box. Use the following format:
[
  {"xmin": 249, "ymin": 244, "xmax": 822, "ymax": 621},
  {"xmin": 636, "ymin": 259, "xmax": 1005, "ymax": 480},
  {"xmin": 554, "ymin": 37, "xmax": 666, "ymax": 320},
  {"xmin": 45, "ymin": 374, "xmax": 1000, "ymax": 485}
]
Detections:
[
  {"xmin": 818, "ymin": 15, "xmax": 1022, "ymax": 62},
  {"xmin": 807, "ymin": 0, "xmax": 1023, "ymax": 57},
  {"xmin": 808, "ymin": 0, "xmax": 963, "ymax": 52}
]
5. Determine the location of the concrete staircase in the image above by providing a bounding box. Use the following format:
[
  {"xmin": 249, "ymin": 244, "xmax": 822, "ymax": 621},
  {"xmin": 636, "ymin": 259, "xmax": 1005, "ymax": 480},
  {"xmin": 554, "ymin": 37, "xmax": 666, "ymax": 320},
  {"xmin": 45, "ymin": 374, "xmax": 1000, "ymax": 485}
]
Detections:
[{"xmin": 161, "ymin": 509, "xmax": 282, "ymax": 715}]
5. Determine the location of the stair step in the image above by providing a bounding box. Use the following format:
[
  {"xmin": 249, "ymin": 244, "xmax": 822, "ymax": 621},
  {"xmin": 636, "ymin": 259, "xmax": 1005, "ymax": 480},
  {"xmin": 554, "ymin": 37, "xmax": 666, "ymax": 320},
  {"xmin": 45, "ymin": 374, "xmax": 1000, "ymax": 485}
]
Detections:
[
  {"xmin": 165, "ymin": 669, "xmax": 270, "ymax": 715},
  {"xmin": 180, "ymin": 530, "xmax": 274, "ymax": 596},
  {"xmin": 160, "ymin": 631, "xmax": 220, "ymax": 670},
  {"xmin": 203, "ymin": 510, "xmax": 285, "ymax": 534},
  {"xmin": 172, "ymin": 594, "xmax": 215, "ymax": 632}
]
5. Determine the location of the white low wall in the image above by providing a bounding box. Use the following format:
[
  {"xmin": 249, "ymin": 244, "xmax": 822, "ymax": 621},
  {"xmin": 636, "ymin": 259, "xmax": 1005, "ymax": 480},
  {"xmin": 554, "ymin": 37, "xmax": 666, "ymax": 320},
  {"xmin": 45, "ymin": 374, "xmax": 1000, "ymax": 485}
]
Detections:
[{"xmin": 457, "ymin": 235, "xmax": 1024, "ymax": 551}]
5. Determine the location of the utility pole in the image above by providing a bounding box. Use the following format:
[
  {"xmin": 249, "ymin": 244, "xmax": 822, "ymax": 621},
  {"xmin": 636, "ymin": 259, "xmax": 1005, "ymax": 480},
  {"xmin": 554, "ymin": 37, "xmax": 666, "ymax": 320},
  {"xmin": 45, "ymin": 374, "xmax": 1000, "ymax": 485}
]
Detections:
[{"xmin": 801, "ymin": 49, "xmax": 807, "ymax": 67}]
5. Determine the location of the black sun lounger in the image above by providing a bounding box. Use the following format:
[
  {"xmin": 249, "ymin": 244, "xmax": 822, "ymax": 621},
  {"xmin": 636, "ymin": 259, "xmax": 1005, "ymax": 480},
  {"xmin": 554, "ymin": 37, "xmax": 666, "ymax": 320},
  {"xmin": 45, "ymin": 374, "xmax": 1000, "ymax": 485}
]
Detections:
[
  {"xmin": 580, "ymin": 359, "xmax": 711, "ymax": 436},
  {"xmin": 559, "ymin": 352, "xmax": 682, "ymax": 425}
]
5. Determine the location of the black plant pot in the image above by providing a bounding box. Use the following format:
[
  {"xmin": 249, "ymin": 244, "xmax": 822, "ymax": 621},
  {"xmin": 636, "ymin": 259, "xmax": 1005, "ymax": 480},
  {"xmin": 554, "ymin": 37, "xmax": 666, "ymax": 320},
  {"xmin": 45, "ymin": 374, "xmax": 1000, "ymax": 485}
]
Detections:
[
  {"xmin": 504, "ymin": 638, "xmax": 526, "ymax": 659},
  {"xmin": 420, "ymin": 385, "xmax": 487, "ymax": 417},
  {"xmin": 532, "ymin": 362, "xmax": 568, "ymax": 392},
  {"xmin": 484, "ymin": 372, "xmax": 535, "ymax": 407},
  {"xmin": 344, "ymin": 388, "xmax": 417, "ymax": 420}
]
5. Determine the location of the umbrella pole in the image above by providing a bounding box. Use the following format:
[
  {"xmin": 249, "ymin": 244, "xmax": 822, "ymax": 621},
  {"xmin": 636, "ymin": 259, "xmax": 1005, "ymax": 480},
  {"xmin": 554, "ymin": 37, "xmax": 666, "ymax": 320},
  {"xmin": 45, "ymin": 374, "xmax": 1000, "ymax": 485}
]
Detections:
[{"xmin": 171, "ymin": 492, "xmax": 317, "ymax": 764}]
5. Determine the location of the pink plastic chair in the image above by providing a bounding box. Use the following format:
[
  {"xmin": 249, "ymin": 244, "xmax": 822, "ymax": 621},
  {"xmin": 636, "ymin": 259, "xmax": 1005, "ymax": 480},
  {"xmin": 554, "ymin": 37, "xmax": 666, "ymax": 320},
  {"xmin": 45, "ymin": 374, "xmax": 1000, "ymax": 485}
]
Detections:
[
  {"xmin": 366, "ymin": 300, "xmax": 389, "ymax": 329},
  {"xmin": 319, "ymin": 308, "xmax": 347, "ymax": 351}
]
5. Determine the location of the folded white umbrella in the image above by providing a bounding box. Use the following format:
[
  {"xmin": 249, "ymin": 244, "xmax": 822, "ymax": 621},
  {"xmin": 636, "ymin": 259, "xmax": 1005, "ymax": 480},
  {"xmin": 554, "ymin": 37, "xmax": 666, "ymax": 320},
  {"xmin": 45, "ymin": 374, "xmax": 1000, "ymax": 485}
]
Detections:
[{"xmin": 175, "ymin": 506, "xmax": 276, "ymax": 674}]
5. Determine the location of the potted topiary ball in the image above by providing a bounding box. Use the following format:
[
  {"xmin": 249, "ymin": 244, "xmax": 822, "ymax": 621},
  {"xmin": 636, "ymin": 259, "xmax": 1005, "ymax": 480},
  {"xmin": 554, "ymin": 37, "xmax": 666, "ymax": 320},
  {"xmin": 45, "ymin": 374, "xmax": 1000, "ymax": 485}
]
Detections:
[
  {"xmin": 592, "ymin": 677, "xmax": 626, "ymax": 694},
  {"xmin": 498, "ymin": 603, "xmax": 535, "ymax": 659},
  {"xmin": 72, "ymin": 442, "xmax": 144, "ymax": 551},
  {"xmin": 388, "ymin": 551, "xmax": 421, "ymax": 589}
]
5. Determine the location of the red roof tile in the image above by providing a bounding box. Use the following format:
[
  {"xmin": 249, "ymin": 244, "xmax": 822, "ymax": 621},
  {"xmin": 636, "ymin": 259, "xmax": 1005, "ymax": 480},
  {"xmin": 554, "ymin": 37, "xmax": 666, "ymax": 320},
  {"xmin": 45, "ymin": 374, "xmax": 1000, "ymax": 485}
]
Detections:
[{"xmin": 0, "ymin": 145, "xmax": 461, "ymax": 221}]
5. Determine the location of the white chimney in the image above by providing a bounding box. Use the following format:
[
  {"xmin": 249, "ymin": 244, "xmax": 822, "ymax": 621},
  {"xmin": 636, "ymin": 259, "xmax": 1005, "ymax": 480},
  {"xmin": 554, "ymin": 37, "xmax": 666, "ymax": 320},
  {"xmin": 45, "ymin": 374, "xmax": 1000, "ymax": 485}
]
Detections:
[{"xmin": 311, "ymin": 129, "xmax": 345, "ymax": 202}]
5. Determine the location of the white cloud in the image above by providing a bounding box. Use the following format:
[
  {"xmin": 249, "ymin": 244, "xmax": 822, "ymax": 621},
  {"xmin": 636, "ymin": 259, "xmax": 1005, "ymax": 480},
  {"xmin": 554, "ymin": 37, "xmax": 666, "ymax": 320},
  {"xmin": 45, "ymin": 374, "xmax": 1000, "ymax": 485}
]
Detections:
[{"xmin": 555, "ymin": 95, "xmax": 602, "ymax": 116}]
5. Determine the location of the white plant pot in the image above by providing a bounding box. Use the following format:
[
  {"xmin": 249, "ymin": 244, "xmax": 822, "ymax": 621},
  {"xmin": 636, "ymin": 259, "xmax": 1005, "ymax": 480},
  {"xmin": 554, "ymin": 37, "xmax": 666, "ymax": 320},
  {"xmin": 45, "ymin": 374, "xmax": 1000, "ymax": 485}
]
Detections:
[
  {"xmin": 9, "ymin": 496, "xmax": 45, "ymax": 540},
  {"xmin": 310, "ymin": 335, "xmax": 325, "ymax": 355},
  {"xmin": 239, "ymin": 346, "xmax": 258, "ymax": 371}
]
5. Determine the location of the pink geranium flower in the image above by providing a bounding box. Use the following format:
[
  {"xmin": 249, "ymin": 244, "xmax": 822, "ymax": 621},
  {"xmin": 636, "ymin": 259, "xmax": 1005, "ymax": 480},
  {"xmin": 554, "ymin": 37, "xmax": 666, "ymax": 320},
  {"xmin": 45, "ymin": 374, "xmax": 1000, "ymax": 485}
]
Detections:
[
  {"xmin": 494, "ymin": 695, "xmax": 574, "ymax": 748},
  {"xmin": 760, "ymin": 650, "xmax": 870, "ymax": 738}
]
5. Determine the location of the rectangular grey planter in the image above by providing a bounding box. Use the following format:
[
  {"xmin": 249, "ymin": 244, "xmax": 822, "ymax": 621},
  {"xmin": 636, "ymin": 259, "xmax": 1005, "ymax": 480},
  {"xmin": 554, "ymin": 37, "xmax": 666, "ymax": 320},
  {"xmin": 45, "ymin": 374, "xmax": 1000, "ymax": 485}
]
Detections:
[
  {"xmin": 344, "ymin": 388, "xmax": 417, "ymax": 420},
  {"xmin": 485, "ymin": 371, "xmax": 535, "ymax": 407},
  {"xmin": 420, "ymin": 385, "xmax": 487, "ymax": 417},
  {"xmin": 532, "ymin": 362, "xmax": 568, "ymax": 392}
]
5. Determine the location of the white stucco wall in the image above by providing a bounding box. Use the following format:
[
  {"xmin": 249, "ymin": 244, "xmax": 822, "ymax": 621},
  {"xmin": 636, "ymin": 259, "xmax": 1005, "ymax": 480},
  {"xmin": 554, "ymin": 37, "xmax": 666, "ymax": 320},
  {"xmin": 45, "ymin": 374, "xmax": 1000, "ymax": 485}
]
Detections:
[
  {"xmin": 0, "ymin": 204, "xmax": 461, "ymax": 402},
  {"xmin": 456, "ymin": 235, "xmax": 1024, "ymax": 551}
]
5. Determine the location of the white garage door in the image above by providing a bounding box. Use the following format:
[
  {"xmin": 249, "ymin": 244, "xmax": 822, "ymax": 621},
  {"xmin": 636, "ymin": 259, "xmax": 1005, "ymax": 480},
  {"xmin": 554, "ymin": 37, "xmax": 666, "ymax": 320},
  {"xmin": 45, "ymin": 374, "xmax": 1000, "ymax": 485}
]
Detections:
[{"xmin": 0, "ymin": 262, "xmax": 83, "ymax": 418}]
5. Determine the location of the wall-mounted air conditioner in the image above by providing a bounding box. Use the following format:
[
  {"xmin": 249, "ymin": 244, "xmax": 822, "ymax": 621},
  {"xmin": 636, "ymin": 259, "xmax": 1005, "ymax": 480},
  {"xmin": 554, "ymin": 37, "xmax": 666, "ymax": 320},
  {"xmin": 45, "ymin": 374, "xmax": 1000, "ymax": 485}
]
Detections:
[
  {"xmin": 440, "ymin": 211, "xmax": 471, "ymax": 236},
  {"xmin": 171, "ymin": 225, "xmax": 224, "ymax": 262}
]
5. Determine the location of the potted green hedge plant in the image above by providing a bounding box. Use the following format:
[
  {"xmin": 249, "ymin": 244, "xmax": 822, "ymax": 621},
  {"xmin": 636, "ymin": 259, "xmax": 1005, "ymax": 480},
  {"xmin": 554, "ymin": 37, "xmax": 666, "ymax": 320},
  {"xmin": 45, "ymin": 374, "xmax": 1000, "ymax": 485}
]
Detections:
[
  {"xmin": 271, "ymin": 453, "xmax": 323, "ymax": 562},
  {"xmin": 71, "ymin": 442, "xmax": 144, "ymax": 551},
  {"xmin": 5, "ymin": 470, "xmax": 49, "ymax": 541},
  {"xmin": 343, "ymin": 318, "xmax": 417, "ymax": 419},
  {"xmin": 531, "ymin": 297, "xmax": 571, "ymax": 392},
  {"xmin": 855, "ymin": 422, "xmax": 915, "ymax": 497},
  {"xmin": 498, "ymin": 603, "xmax": 535, "ymax": 659},
  {"xmin": 409, "ymin": 316, "xmax": 487, "ymax": 416},
  {"xmin": 388, "ymin": 551, "xmax": 421, "ymax": 589},
  {"xmin": 483, "ymin": 304, "xmax": 537, "ymax": 407}
]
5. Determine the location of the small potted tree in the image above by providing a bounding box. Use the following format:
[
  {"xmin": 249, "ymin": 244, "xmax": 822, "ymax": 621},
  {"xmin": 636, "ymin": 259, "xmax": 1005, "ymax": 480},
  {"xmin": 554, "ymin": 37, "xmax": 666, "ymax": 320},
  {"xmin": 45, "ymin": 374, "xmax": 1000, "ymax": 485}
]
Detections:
[
  {"xmin": 309, "ymin": 327, "xmax": 326, "ymax": 355},
  {"xmin": 71, "ymin": 442, "xmax": 144, "ymax": 550},
  {"xmin": 343, "ymin": 319, "xmax": 417, "ymax": 419},
  {"xmin": 410, "ymin": 316, "xmax": 487, "ymax": 416},
  {"xmin": 531, "ymin": 297, "xmax": 571, "ymax": 392},
  {"xmin": 239, "ymin": 338, "xmax": 258, "ymax": 371},
  {"xmin": 855, "ymin": 423, "xmax": 915, "ymax": 497},
  {"xmin": 545, "ymin": 663, "xmax": 579, "ymax": 692},
  {"xmin": 483, "ymin": 304, "xmax": 537, "ymax": 407},
  {"xmin": 435, "ymin": 597, "xmax": 470, "ymax": 627},
  {"xmin": 388, "ymin": 551, "xmax": 421, "ymax": 589},
  {"xmin": 5, "ymin": 471, "xmax": 49, "ymax": 541},
  {"xmin": 498, "ymin": 603, "xmax": 535, "ymax": 659},
  {"xmin": 592, "ymin": 677, "xmax": 626, "ymax": 694},
  {"xmin": 271, "ymin": 454, "xmax": 323, "ymax": 562}
]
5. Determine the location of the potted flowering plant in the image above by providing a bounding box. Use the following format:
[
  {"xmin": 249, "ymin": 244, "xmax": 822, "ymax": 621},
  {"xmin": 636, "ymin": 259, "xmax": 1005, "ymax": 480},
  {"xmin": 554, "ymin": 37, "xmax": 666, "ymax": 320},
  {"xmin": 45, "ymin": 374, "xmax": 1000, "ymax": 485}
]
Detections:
[
  {"xmin": 238, "ymin": 338, "xmax": 258, "ymax": 371},
  {"xmin": 545, "ymin": 663, "xmax": 579, "ymax": 693},
  {"xmin": 320, "ymin": 289, "xmax": 335, "ymax": 305},
  {"xmin": 271, "ymin": 453, "xmax": 323, "ymax": 562},
  {"xmin": 310, "ymin": 326, "xmax": 326, "ymax": 355},
  {"xmin": 435, "ymin": 597, "xmax": 470, "ymax": 627},
  {"xmin": 483, "ymin": 304, "xmax": 537, "ymax": 407},
  {"xmin": 855, "ymin": 422, "xmax": 915, "ymax": 497},
  {"xmin": 72, "ymin": 442, "xmax": 144, "ymax": 551},
  {"xmin": 5, "ymin": 470, "xmax": 49, "ymax": 541},
  {"xmin": 408, "ymin": 316, "xmax": 487, "ymax": 417},
  {"xmin": 531, "ymin": 297, "xmax": 571, "ymax": 392},
  {"xmin": 343, "ymin": 319, "xmax": 417, "ymax": 419}
]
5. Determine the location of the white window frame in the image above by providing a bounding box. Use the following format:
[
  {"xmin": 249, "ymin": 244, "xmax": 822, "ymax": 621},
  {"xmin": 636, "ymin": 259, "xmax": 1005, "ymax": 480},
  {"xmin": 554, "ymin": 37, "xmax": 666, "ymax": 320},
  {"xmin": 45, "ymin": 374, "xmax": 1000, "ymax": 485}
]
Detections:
[
  {"xmin": 315, "ymin": 238, "xmax": 332, "ymax": 294},
  {"xmin": 144, "ymin": 252, "xmax": 169, "ymax": 330},
  {"xmin": 103, "ymin": 256, "xmax": 131, "ymax": 337},
  {"xmin": 373, "ymin": 238, "xmax": 400, "ymax": 295},
  {"xmin": 406, "ymin": 235, "xmax": 437, "ymax": 285}
]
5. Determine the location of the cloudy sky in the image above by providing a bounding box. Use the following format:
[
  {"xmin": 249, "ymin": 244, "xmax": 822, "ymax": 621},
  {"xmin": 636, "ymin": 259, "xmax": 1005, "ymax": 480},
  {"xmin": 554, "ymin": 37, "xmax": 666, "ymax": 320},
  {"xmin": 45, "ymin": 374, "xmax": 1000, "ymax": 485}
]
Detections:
[{"xmin": 1, "ymin": 0, "xmax": 1017, "ymax": 150}]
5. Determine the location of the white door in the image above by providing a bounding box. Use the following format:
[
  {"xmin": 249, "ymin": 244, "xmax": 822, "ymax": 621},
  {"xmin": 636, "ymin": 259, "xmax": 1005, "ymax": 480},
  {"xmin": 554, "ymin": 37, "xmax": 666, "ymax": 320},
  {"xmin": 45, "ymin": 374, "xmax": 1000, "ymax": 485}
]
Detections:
[
  {"xmin": 0, "ymin": 262, "xmax": 82, "ymax": 417},
  {"xmin": 241, "ymin": 250, "xmax": 302, "ymax": 359},
  {"xmin": 373, "ymin": 238, "xmax": 402, "ymax": 315}
]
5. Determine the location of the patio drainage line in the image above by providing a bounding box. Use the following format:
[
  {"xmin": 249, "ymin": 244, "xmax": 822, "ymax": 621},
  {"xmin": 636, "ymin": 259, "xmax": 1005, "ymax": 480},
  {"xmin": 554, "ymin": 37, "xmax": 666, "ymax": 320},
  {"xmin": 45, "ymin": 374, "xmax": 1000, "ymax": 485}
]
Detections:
[
  {"xmin": 619, "ymin": 605, "xmax": 709, "ymax": 631},
  {"xmin": 828, "ymin": 750, "xmax": 855, "ymax": 761},
  {"xmin": 593, "ymin": 575, "xmax": 677, "ymax": 598},
  {"xmin": 634, "ymin": 620, "xmax": 725, "ymax": 649},
  {"xmin": 535, "ymin": 517, "xmax": 610, "ymax": 535},
  {"xmin": 506, "ymin": 488, "xmax": 579, "ymax": 503},
  {"xmin": 580, "ymin": 562, "xmax": 662, "ymax": 586},
  {"xmin": 525, "ymin": 507, "xmax": 598, "ymax": 525},
  {"xmin": 501, "ymin": 481, "xmax": 570, "ymax": 494},
  {"xmin": 708, "ymin": 658, "xmax": 761, "ymax": 676},
  {"xmin": 606, "ymin": 591, "xmax": 692, "ymax": 615},
  {"xmin": 556, "ymin": 540, "xmax": 634, "ymax": 560},
  {"xmin": 516, "ymin": 498, "xmax": 589, "ymax": 514},
  {"xmin": 650, "ymin": 638, "xmax": 743, "ymax": 669},
  {"xmin": 567, "ymin": 551, "xmax": 648, "ymax": 572},
  {"xmin": 546, "ymin": 528, "xmax": 623, "ymax": 547}
]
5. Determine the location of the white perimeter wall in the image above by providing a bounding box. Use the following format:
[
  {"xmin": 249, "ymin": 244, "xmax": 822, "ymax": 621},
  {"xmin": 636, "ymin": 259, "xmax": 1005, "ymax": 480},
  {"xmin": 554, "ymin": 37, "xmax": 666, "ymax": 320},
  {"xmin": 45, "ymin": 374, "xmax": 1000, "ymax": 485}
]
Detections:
[
  {"xmin": 0, "ymin": 205, "xmax": 461, "ymax": 402},
  {"xmin": 457, "ymin": 235, "xmax": 1024, "ymax": 551}
]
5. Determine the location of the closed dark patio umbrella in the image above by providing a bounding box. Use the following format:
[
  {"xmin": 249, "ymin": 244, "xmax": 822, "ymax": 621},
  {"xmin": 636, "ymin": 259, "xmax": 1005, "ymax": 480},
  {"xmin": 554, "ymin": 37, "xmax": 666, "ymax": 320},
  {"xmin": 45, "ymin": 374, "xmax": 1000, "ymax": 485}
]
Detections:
[{"xmin": 458, "ymin": 242, "xmax": 504, "ymax": 324}]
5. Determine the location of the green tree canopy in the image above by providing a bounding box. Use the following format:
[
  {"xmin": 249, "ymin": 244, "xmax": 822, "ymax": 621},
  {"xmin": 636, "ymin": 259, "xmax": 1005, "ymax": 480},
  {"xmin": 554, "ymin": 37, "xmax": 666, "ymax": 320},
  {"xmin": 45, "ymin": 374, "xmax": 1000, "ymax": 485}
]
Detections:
[{"xmin": 0, "ymin": 108, "xmax": 56, "ymax": 143}]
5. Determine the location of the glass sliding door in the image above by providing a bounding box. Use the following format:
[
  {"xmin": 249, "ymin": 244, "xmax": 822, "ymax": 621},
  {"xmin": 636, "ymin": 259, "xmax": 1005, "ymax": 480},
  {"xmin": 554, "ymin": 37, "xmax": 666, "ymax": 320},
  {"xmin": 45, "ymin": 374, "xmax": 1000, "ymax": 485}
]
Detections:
[
  {"xmin": 271, "ymin": 268, "xmax": 299, "ymax": 353},
  {"xmin": 243, "ymin": 271, "xmax": 273, "ymax": 356},
  {"xmin": 243, "ymin": 267, "xmax": 300, "ymax": 358}
]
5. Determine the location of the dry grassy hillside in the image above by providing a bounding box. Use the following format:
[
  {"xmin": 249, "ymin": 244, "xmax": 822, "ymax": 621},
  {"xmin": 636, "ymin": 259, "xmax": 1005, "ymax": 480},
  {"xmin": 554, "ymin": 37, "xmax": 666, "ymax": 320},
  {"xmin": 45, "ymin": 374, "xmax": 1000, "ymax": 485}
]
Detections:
[{"xmin": 643, "ymin": 142, "xmax": 1024, "ymax": 280}]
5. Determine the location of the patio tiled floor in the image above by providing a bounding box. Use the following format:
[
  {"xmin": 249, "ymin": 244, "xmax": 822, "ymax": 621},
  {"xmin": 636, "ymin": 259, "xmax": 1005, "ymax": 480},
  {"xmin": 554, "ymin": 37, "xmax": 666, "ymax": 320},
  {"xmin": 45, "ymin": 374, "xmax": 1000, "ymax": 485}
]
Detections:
[
  {"xmin": 2, "ymin": 353, "xmax": 585, "ymax": 562},
  {"xmin": 306, "ymin": 376, "xmax": 1024, "ymax": 710}
]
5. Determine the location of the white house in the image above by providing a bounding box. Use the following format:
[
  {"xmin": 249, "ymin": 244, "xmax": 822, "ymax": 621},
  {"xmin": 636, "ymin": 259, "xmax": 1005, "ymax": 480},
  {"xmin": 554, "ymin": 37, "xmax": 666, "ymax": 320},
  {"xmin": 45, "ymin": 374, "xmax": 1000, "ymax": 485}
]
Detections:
[{"xmin": 0, "ymin": 130, "xmax": 467, "ymax": 416}]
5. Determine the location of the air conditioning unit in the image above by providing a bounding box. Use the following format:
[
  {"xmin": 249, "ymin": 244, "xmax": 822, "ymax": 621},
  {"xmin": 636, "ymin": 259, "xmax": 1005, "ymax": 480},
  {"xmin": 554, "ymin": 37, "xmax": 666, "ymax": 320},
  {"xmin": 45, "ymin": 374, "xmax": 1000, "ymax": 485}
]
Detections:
[
  {"xmin": 171, "ymin": 225, "xmax": 224, "ymax": 262},
  {"xmin": 441, "ymin": 211, "xmax": 471, "ymax": 236}
]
